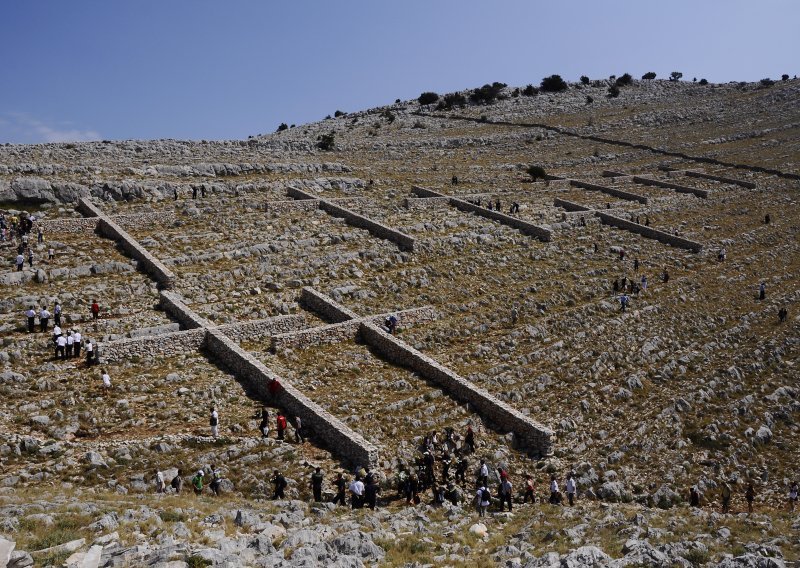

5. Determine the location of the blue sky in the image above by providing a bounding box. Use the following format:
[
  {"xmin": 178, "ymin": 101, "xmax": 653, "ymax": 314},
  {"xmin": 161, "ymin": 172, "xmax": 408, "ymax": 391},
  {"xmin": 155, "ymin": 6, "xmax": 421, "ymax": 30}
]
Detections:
[{"xmin": 0, "ymin": 0, "xmax": 797, "ymax": 143}]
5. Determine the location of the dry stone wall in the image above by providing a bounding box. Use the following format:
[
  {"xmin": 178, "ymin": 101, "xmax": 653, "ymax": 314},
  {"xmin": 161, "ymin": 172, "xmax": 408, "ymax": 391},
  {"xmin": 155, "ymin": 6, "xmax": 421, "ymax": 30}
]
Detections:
[
  {"xmin": 99, "ymin": 328, "xmax": 206, "ymax": 363},
  {"xmin": 411, "ymin": 186, "xmax": 552, "ymax": 242},
  {"xmin": 217, "ymin": 315, "xmax": 309, "ymax": 342},
  {"xmin": 299, "ymin": 286, "xmax": 361, "ymax": 322},
  {"xmin": 596, "ymin": 212, "xmax": 704, "ymax": 252},
  {"xmin": 159, "ymin": 290, "xmax": 215, "ymax": 329},
  {"xmin": 682, "ymin": 170, "xmax": 757, "ymax": 189},
  {"xmin": 568, "ymin": 179, "xmax": 648, "ymax": 204},
  {"xmin": 287, "ymin": 187, "xmax": 415, "ymax": 251},
  {"xmin": 631, "ymin": 176, "xmax": 709, "ymax": 199},
  {"xmin": 204, "ymin": 329, "xmax": 379, "ymax": 468},
  {"xmin": 359, "ymin": 322, "xmax": 554, "ymax": 457}
]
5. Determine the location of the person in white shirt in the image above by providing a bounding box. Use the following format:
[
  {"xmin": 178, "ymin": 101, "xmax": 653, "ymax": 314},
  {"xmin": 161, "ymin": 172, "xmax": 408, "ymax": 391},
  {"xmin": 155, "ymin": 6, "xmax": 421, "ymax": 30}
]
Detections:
[
  {"xmin": 16, "ymin": 254, "xmax": 24, "ymax": 271},
  {"xmin": 73, "ymin": 330, "xmax": 82, "ymax": 357},
  {"xmin": 478, "ymin": 459, "xmax": 489, "ymax": 487},
  {"xmin": 39, "ymin": 308, "xmax": 50, "ymax": 333},
  {"xmin": 349, "ymin": 476, "xmax": 365, "ymax": 509},
  {"xmin": 52, "ymin": 325, "xmax": 62, "ymax": 344},
  {"xmin": 55, "ymin": 334, "xmax": 67, "ymax": 359},
  {"xmin": 210, "ymin": 406, "xmax": 219, "ymax": 438},
  {"xmin": 549, "ymin": 475, "xmax": 561, "ymax": 504},
  {"xmin": 85, "ymin": 340, "xmax": 94, "ymax": 364},
  {"xmin": 565, "ymin": 473, "xmax": 577, "ymax": 506},
  {"xmin": 101, "ymin": 370, "xmax": 112, "ymax": 393},
  {"xmin": 475, "ymin": 484, "xmax": 490, "ymax": 517},
  {"xmin": 66, "ymin": 331, "xmax": 75, "ymax": 358},
  {"xmin": 53, "ymin": 302, "xmax": 62, "ymax": 327},
  {"xmin": 25, "ymin": 306, "xmax": 36, "ymax": 333},
  {"xmin": 155, "ymin": 470, "xmax": 166, "ymax": 493}
]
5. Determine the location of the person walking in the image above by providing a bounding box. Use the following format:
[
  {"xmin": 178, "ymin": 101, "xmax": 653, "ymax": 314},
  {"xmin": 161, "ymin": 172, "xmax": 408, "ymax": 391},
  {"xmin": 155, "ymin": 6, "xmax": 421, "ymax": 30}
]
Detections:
[
  {"xmin": 310, "ymin": 467, "xmax": 324, "ymax": 502},
  {"xmin": 15, "ymin": 253, "xmax": 24, "ymax": 271},
  {"xmin": 276, "ymin": 412, "xmax": 287, "ymax": 441},
  {"xmin": 549, "ymin": 475, "xmax": 560, "ymax": 505},
  {"xmin": 27, "ymin": 249, "xmax": 33, "ymax": 267},
  {"xmin": 690, "ymin": 486, "xmax": 700, "ymax": 508},
  {"xmin": 500, "ymin": 476, "xmax": 513, "ymax": 512},
  {"xmin": 721, "ymin": 482, "xmax": 732, "ymax": 514},
  {"xmin": 65, "ymin": 330, "xmax": 74, "ymax": 358},
  {"xmin": 171, "ymin": 469, "xmax": 184, "ymax": 494},
  {"xmin": 789, "ymin": 482, "xmax": 798, "ymax": 512},
  {"xmin": 210, "ymin": 405, "xmax": 219, "ymax": 438},
  {"xmin": 85, "ymin": 340, "xmax": 94, "ymax": 365},
  {"xmin": 332, "ymin": 473, "xmax": 347, "ymax": 506},
  {"xmin": 565, "ymin": 473, "xmax": 577, "ymax": 506},
  {"xmin": 759, "ymin": 282, "xmax": 766, "ymax": 301},
  {"xmin": 155, "ymin": 470, "xmax": 166, "ymax": 494},
  {"xmin": 209, "ymin": 464, "xmax": 222, "ymax": 496},
  {"xmin": 293, "ymin": 415, "xmax": 305, "ymax": 443},
  {"xmin": 192, "ymin": 471, "xmax": 204, "ymax": 495},
  {"xmin": 272, "ymin": 470, "xmax": 287, "ymax": 500},
  {"xmin": 475, "ymin": 483, "xmax": 491, "ymax": 517},
  {"xmin": 55, "ymin": 334, "xmax": 67, "ymax": 360},
  {"xmin": 523, "ymin": 474, "xmax": 535, "ymax": 504},
  {"xmin": 258, "ymin": 406, "xmax": 269, "ymax": 438},
  {"xmin": 25, "ymin": 306, "xmax": 36, "ymax": 333},
  {"xmin": 53, "ymin": 302, "xmax": 62, "ymax": 327},
  {"xmin": 477, "ymin": 459, "xmax": 489, "ymax": 488},
  {"xmin": 364, "ymin": 476, "xmax": 380, "ymax": 509},
  {"xmin": 746, "ymin": 482, "xmax": 755, "ymax": 514},
  {"xmin": 91, "ymin": 299, "xmax": 100, "ymax": 321},
  {"xmin": 464, "ymin": 425, "xmax": 475, "ymax": 454},
  {"xmin": 73, "ymin": 329, "xmax": 82, "ymax": 358},
  {"xmin": 101, "ymin": 369, "xmax": 112, "ymax": 393},
  {"xmin": 39, "ymin": 307, "xmax": 50, "ymax": 333},
  {"xmin": 349, "ymin": 475, "xmax": 365, "ymax": 509}
]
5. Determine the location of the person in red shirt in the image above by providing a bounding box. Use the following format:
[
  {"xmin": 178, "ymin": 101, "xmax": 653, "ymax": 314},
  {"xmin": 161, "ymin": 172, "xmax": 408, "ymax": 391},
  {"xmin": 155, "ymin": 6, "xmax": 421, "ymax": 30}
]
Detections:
[
  {"xmin": 276, "ymin": 412, "xmax": 287, "ymax": 441},
  {"xmin": 91, "ymin": 299, "xmax": 100, "ymax": 321}
]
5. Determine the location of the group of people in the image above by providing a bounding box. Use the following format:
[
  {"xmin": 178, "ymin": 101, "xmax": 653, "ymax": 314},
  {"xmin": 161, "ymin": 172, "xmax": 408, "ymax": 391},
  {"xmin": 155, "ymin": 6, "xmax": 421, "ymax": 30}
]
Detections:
[
  {"xmin": 155, "ymin": 465, "xmax": 225, "ymax": 497},
  {"xmin": 251, "ymin": 406, "xmax": 304, "ymax": 443},
  {"xmin": 22, "ymin": 301, "xmax": 100, "ymax": 363},
  {"xmin": 463, "ymin": 198, "xmax": 521, "ymax": 215}
]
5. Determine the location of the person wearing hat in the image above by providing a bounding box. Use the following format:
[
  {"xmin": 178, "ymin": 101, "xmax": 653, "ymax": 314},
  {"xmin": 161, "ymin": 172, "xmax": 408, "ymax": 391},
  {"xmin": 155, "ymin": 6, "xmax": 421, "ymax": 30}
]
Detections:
[{"xmin": 192, "ymin": 470, "xmax": 204, "ymax": 495}]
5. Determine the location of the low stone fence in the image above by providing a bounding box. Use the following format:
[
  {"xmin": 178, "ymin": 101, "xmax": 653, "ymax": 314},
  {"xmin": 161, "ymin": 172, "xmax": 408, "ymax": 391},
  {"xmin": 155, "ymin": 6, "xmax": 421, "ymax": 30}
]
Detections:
[
  {"xmin": 553, "ymin": 198, "xmax": 592, "ymax": 212},
  {"xmin": 403, "ymin": 196, "xmax": 452, "ymax": 210},
  {"xmin": 76, "ymin": 198, "xmax": 176, "ymax": 288},
  {"xmin": 159, "ymin": 290, "xmax": 214, "ymax": 329},
  {"xmin": 299, "ymin": 286, "xmax": 360, "ymax": 322},
  {"xmin": 99, "ymin": 328, "xmax": 206, "ymax": 363},
  {"xmin": 411, "ymin": 186, "xmax": 552, "ymax": 242},
  {"xmin": 287, "ymin": 187, "xmax": 415, "ymax": 251},
  {"xmin": 596, "ymin": 212, "xmax": 703, "ymax": 252},
  {"xmin": 683, "ymin": 170, "xmax": 756, "ymax": 189},
  {"xmin": 35, "ymin": 217, "xmax": 98, "ymax": 235},
  {"xmin": 218, "ymin": 315, "xmax": 309, "ymax": 342},
  {"xmin": 204, "ymin": 328, "xmax": 379, "ymax": 468},
  {"xmin": 115, "ymin": 211, "xmax": 176, "ymax": 230},
  {"xmin": 568, "ymin": 179, "xmax": 648, "ymax": 204},
  {"xmin": 631, "ymin": 176, "xmax": 709, "ymax": 198},
  {"xmin": 359, "ymin": 322, "xmax": 554, "ymax": 457},
  {"xmin": 263, "ymin": 200, "xmax": 321, "ymax": 213}
]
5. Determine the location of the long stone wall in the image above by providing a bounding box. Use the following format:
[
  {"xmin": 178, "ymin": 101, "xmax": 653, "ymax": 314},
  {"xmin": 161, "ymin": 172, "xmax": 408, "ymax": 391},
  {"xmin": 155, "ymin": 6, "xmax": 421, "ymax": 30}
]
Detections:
[
  {"xmin": 99, "ymin": 328, "xmax": 206, "ymax": 363},
  {"xmin": 299, "ymin": 286, "xmax": 361, "ymax": 322},
  {"xmin": 682, "ymin": 170, "xmax": 757, "ymax": 189},
  {"xmin": 159, "ymin": 290, "xmax": 215, "ymax": 329},
  {"xmin": 204, "ymin": 329, "xmax": 379, "ymax": 468},
  {"xmin": 553, "ymin": 198, "xmax": 592, "ymax": 212},
  {"xmin": 411, "ymin": 186, "xmax": 552, "ymax": 242},
  {"xmin": 359, "ymin": 322, "xmax": 554, "ymax": 457},
  {"xmin": 35, "ymin": 211, "xmax": 176, "ymax": 236},
  {"xmin": 287, "ymin": 187, "xmax": 415, "ymax": 251},
  {"xmin": 596, "ymin": 212, "xmax": 704, "ymax": 252},
  {"xmin": 76, "ymin": 198, "xmax": 176, "ymax": 288},
  {"xmin": 217, "ymin": 315, "xmax": 309, "ymax": 342},
  {"xmin": 568, "ymin": 179, "xmax": 648, "ymax": 204},
  {"xmin": 631, "ymin": 176, "xmax": 709, "ymax": 198}
]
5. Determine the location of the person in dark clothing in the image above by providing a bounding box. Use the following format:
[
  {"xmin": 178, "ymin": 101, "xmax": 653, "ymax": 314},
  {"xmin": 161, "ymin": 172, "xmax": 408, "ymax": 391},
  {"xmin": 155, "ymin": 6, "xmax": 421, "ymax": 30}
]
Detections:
[
  {"xmin": 779, "ymin": 307, "xmax": 788, "ymax": 323},
  {"xmin": 406, "ymin": 474, "xmax": 419, "ymax": 505},
  {"xmin": 311, "ymin": 467, "xmax": 324, "ymax": 502},
  {"xmin": 464, "ymin": 426, "xmax": 475, "ymax": 454},
  {"xmin": 523, "ymin": 474, "xmax": 535, "ymax": 504},
  {"xmin": 746, "ymin": 483, "xmax": 755, "ymax": 514},
  {"xmin": 452, "ymin": 175, "xmax": 458, "ymax": 185},
  {"xmin": 759, "ymin": 282, "xmax": 766, "ymax": 301},
  {"xmin": 662, "ymin": 268, "xmax": 670, "ymax": 283},
  {"xmin": 258, "ymin": 406, "xmax": 269, "ymax": 438},
  {"xmin": 364, "ymin": 477, "xmax": 380, "ymax": 509},
  {"xmin": 209, "ymin": 464, "xmax": 222, "ymax": 496},
  {"xmin": 455, "ymin": 455, "xmax": 469, "ymax": 484},
  {"xmin": 192, "ymin": 186, "xmax": 198, "ymax": 199},
  {"xmin": 495, "ymin": 200, "xmax": 501, "ymax": 211},
  {"xmin": 171, "ymin": 469, "xmax": 184, "ymax": 494},
  {"xmin": 441, "ymin": 453, "xmax": 452, "ymax": 483},
  {"xmin": 423, "ymin": 451, "xmax": 435, "ymax": 486},
  {"xmin": 272, "ymin": 470, "xmax": 287, "ymax": 500},
  {"xmin": 634, "ymin": 258, "xmax": 639, "ymax": 271},
  {"xmin": 332, "ymin": 473, "xmax": 346, "ymax": 506},
  {"xmin": 690, "ymin": 486, "xmax": 700, "ymax": 507},
  {"xmin": 764, "ymin": 214, "xmax": 770, "ymax": 224}
]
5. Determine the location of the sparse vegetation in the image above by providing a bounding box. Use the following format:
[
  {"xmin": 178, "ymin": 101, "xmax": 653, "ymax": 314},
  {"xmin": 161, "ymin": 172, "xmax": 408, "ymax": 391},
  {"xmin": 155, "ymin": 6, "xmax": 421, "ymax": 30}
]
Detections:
[
  {"xmin": 276, "ymin": 123, "xmax": 288, "ymax": 132},
  {"xmin": 782, "ymin": 74, "xmax": 789, "ymax": 81},
  {"xmin": 580, "ymin": 75, "xmax": 590, "ymax": 85},
  {"xmin": 642, "ymin": 71, "xmax": 657, "ymax": 81},
  {"xmin": 418, "ymin": 92, "xmax": 439, "ymax": 105},
  {"xmin": 607, "ymin": 84, "xmax": 620, "ymax": 98},
  {"xmin": 670, "ymin": 71, "xmax": 683, "ymax": 82},
  {"xmin": 435, "ymin": 92, "xmax": 467, "ymax": 110},
  {"xmin": 698, "ymin": 78, "xmax": 708, "ymax": 86},
  {"xmin": 522, "ymin": 84, "xmax": 539, "ymax": 96},
  {"xmin": 316, "ymin": 132, "xmax": 335, "ymax": 151},
  {"xmin": 526, "ymin": 164, "xmax": 547, "ymax": 181},
  {"xmin": 540, "ymin": 74, "xmax": 568, "ymax": 92},
  {"xmin": 760, "ymin": 77, "xmax": 775, "ymax": 87},
  {"xmin": 615, "ymin": 73, "xmax": 633, "ymax": 87},
  {"xmin": 469, "ymin": 82, "xmax": 507, "ymax": 104}
]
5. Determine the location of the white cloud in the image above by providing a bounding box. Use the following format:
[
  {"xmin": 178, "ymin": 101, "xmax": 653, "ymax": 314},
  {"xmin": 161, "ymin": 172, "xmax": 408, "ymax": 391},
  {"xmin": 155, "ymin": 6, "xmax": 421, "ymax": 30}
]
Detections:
[{"xmin": 1, "ymin": 112, "xmax": 101, "ymax": 143}]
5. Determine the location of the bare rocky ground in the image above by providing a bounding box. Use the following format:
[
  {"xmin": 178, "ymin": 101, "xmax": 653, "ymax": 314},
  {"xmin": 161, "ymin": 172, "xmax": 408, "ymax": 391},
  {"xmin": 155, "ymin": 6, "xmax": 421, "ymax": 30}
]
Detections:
[{"xmin": 0, "ymin": 78, "xmax": 798, "ymax": 566}]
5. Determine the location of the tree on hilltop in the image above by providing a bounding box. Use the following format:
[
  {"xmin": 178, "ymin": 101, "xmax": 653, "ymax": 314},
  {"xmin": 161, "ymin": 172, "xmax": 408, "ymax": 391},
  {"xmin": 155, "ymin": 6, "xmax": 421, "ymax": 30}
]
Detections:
[
  {"xmin": 615, "ymin": 73, "xmax": 633, "ymax": 87},
  {"xmin": 522, "ymin": 84, "xmax": 539, "ymax": 96},
  {"xmin": 540, "ymin": 75, "xmax": 568, "ymax": 92},
  {"xmin": 669, "ymin": 71, "xmax": 683, "ymax": 82},
  {"xmin": 276, "ymin": 123, "xmax": 288, "ymax": 132},
  {"xmin": 469, "ymin": 82, "xmax": 507, "ymax": 104},
  {"xmin": 580, "ymin": 75, "xmax": 590, "ymax": 85},
  {"xmin": 782, "ymin": 74, "xmax": 789, "ymax": 81},
  {"xmin": 418, "ymin": 92, "xmax": 439, "ymax": 105},
  {"xmin": 642, "ymin": 72, "xmax": 656, "ymax": 81}
]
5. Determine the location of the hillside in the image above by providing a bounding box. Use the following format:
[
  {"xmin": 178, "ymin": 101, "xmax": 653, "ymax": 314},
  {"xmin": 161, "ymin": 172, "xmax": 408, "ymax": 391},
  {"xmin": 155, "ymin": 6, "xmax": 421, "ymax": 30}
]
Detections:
[{"xmin": 0, "ymin": 77, "xmax": 798, "ymax": 567}]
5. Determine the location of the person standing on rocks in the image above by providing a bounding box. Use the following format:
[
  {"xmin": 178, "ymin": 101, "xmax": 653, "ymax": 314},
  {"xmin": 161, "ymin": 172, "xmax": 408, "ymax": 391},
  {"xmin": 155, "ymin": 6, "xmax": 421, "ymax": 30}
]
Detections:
[
  {"xmin": 27, "ymin": 248, "xmax": 33, "ymax": 267},
  {"xmin": 721, "ymin": 482, "xmax": 732, "ymax": 514},
  {"xmin": 101, "ymin": 369, "xmax": 112, "ymax": 393},
  {"xmin": 85, "ymin": 339, "xmax": 94, "ymax": 365},
  {"xmin": 210, "ymin": 405, "xmax": 219, "ymax": 438},
  {"xmin": 192, "ymin": 470, "xmax": 204, "ymax": 495},
  {"xmin": 759, "ymin": 282, "xmax": 766, "ymax": 301},
  {"xmin": 619, "ymin": 293, "xmax": 629, "ymax": 313},
  {"xmin": 549, "ymin": 475, "xmax": 561, "ymax": 505},
  {"xmin": 310, "ymin": 467, "xmax": 324, "ymax": 502},
  {"xmin": 209, "ymin": 464, "xmax": 222, "ymax": 496},
  {"xmin": 523, "ymin": 474, "xmax": 535, "ymax": 504},
  {"xmin": 455, "ymin": 454, "xmax": 469, "ymax": 485},
  {"xmin": 293, "ymin": 415, "xmax": 304, "ymax": 443},
  {"xmin": 332, "ymin": 472, "xmax": 347, "ymax": 506},
  {"xmin": 778, "ymin": 307, "xmax": 788, "ymax": 323},
  {"xmin": 689, "ymin": 486, "xmax": 700, "ymax": 508},
  {"xmin": 364, "ymin": 475, "xmax": 380, "ymax": 509},
  {"xmin": 465, "ymin": 425, "xmax": 475, "ymax": 454},
  {"xmin": 276, "ymin": 412, "xmax": 287, "ymax": 441},
  {"xmin": 66, "ymin": 330, "xmax": 74, "ymax": 358},
  {"xmin": 155, "ymin": 470, "xmax": 166, "ymax": 494},
  {"xmin": 15, "ymin": 253, "xmax": 24, "ymax": 271},
  {"xmin": 662, "ymin": 267, "xmax": 670, "ymax": 283},
  {"xmin": 475, "ymin": 483, "xmax": 490, "ymax": 517},
  {"xmin": 91, "ymin": 299, "xmax": 100, "ymax": 321},
  {"xmin": 349, "ymin": 475, "xmax": 365, "ymax": 509},
  {"xmin": 39, "ymin": 307, "xmax": 50, "ymax": 333},
  {"xmin": 789, "ymin": 482, "xmax": 798, "ymax": 512},
  {"xmin": 500, "ymin": 476, "xmax": 513, "ymax": 512},
  {"xmin": 566, "ymin": 473, "xmax": 577, "ymax": 506},
  {"xmin": 745, "ymin": 482, "xmax": 755, "ymax": 514},
  {"xmin": 53, "ymin": 302, "xmax": 62, "ymax": 327},
  {"xmin": 271, "ymin": 470, "xmax": 287, "ymax": 499},
  {"xmin": 477, "ymin": 459, "xmax": 489, "ymax": 488},
  {"xmin": 73, "ymin": 329, "xmax": 82, "ymax": 358},
  {"xmin": 641, "ymin": 275, "xmax": 648, "ymax": 293},
  {"xmin": 55, "ymin": 333, "xmax": 67, "ymax": 360},
  {"xmin": 258, "ymin": 406, "xmax": 269, "ymax": 438},
  {"xmin": 25, "ymin": 306, "xmax": 36, "ymax": 333},
  {"xmin": 171, "ymin": 469, "xmax": 184, "ymax": 494}
]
